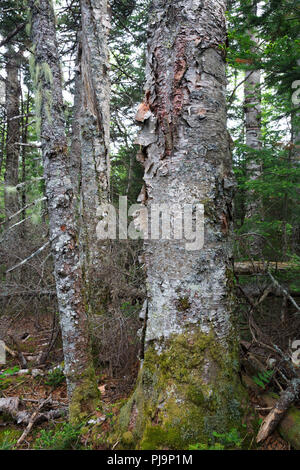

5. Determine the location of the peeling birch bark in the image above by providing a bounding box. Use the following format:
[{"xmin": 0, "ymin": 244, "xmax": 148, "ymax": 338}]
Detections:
[
  {"xmin": 70, "ymin": 41, "xmax": 82, "ymax": 197},
  {"xmin": 243, "ymin": 18, "xmax": 263, "ymax": 255},
  {"xmin": 118, "ymin": 0, "xmax": 249, "ymax": 450},
  {"xmin": 79, "ymin": 0, "xmax": 110, "ymax": 287},
  {"xmin": 29, "ymin": 0, "xmax": 99, "ymax": 423}
]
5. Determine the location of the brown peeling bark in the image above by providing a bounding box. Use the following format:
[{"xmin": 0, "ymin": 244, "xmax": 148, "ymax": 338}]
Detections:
[
  {"xmin": 118, "ymin": 0, "xmax": 249, "ymax": 450},
  {"xmin": 79, "ymin": 0, "xmax": 110, "ymax": 292}
]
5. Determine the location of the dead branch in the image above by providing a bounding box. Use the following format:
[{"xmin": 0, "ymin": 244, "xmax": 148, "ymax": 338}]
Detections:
[
  {"xmin": 6, "ymin": 240, "xmax": 50, "ymax": 274},
  {"xmin": 0, "ymin": 22, "xmax": 25, "ymax": 48},
  {"xmin": 4, "ymin": 344, "xmax": 17, "ymax": 358},
  {"xmin": 16, "ymin": 395, "xmax": 52, "ymax": 448},
  {"xmin": 257, "ymin": 378, "xmax": 300, "ymax": 443},
  {"xmin": 0, "ymin": 396, "xmax": 66, "ymax": 428},
  {"xmin": 234, "ymin": 261, "xmax": 296, "ymax": 274},
  {"xmin": 266, "ymin": 269, "xmax": 300, "ymax": 313},
  {"xmin": 0, "ymin": 196, "xmax": 46, "ymax": 226}
]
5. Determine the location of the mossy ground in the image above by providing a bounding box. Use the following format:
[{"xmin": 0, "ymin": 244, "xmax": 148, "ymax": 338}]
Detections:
[
  {"xmin": 116, "ymin": 327, "xmax": 253, "ymax": 450},
  {"xmin": 69, "ymin": 365, "xmax": 100, "ymax": 425}
]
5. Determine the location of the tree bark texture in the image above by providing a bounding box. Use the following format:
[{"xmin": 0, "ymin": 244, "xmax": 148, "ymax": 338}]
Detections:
[
  {"xmin": 79, "ymin": 0, "xmax": 110, "ymax": 286},
  {"xmin": 29, "ymin": 0, "xmax": 99, "ymax": 423},
  {"xmin": 244, "ymin": 30, "xmax": 263, "ymax": 223},
  {"xmin": 118, "ymin": 0, "xmax": 249, "ymax": 450}
]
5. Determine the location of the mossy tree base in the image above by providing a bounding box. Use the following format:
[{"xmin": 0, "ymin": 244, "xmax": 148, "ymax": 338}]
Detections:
[
  {"xmin": 117, "ymin": 328, "xmax": 251, "ymax": 450},
  {"xmin": 69, "ymin": 366, "xmax": 100, "ymax": 426}
]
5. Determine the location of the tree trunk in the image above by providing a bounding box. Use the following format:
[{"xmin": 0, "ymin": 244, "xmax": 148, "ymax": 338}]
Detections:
[
  {"xmin": 243, "ymin": 19, "xmax": 263, "ymax": 255},
  {"xmin": 4, "ymin": 47, "xmax": 20, "ymax": 223},
  {"xmin": 29, "ymin": 0, "xmax": 99, "ymax": 424},
  {"xmin": 79, "ymin": 0, "xmax": 110, "ymax": 300},
  {"xmin": 70, "ymin": 41, "xmax": 82, "ymax": 197},
  {"xmin": 118, "ymin": 0, "xmax": 249, "ymax": 450}
]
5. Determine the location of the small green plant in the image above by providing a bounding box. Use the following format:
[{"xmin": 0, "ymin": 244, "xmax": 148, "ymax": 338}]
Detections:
[
  {"xmin": 0, "ymin": 366, "xmax": 20, "ymax": 379},
  {"xmin": 0, "ymin": 431, "xmax": 17, "ymax": 450},
  {"xmin": 252, "ymin": 370, "xmax": 273, "ymax": 390},
  {"xmin": 34, "ymin": 423, "xmax": 82, "ymax": 450},
  {"xmin": 189, "ymin": 442, "xmax": 224, "ymax": 450},
  {"xmin": 44, "ymin": 367, "xmax": 65, "ymax": 388},
  {"xmin": 212, "ymin": 428, "xmax": 243, "ymax": 448},
  {"xmin": 189, "ymin": 428, "xmax": 243, "ymax": 450}
]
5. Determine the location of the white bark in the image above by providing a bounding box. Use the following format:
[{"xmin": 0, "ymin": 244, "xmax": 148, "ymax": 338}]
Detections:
[
  {"xmin": 29, "ymin": 0, "xmax": 98, "ymax": 419},
  {"xmin": 79, "ymin": 0, "xmax": 110, "ymax": 281}
]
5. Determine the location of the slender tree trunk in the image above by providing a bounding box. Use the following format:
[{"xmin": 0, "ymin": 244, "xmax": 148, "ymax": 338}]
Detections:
[
  {"xmin": 79, "ymin": 0, "xmax": 110, "ymax": 298},
  {"xmin": 29, "ymin": 0, "xmax": 99, "ymax": 423},
  {"xmin": 244, "ymin": 32, "xmax": 262, "ymax": 221},
  {"xmin": 118, "ymin": 0, "xmax": 248, "ymax": 450},
  {"xmin": 70, "ymin": 40, "xmax": 82, "ymax": 197},
  {"xmin": 292, "ymin": 56, "xmax": 300, "ymax": 163},
  {"xmin": 4, "ymin": 47, "xmax": 20, "ymax": 222}
]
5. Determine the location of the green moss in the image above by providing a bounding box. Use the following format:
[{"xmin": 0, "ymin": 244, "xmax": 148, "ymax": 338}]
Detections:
[
  {"xmin": 29, "ymin": 54, "xmax": 36, "ymax": 79},
  {"xmin": 177, "ymin": 296, "xmax": 191, "ymax": 312},
  {"xmin": 278, "ymin": 406, "xmax": 300, "ymax": 450},
  {"xmin": 42, "ymin": 62, "xmax": 53, "ymax": 85},
  {"xmin": 122, "ymin": 431, "xmax": 134, "ymax": 446},
  {"xmin": 69, "ymin": 365, "xmax": 100, "ymax": 426},
  {"xmin": 116, "ymin": 327, "xmax": 251, "ymax": 450},
  {"xmin": 0, "ymin": 428, "xmax": 21, "ymax": 449}
]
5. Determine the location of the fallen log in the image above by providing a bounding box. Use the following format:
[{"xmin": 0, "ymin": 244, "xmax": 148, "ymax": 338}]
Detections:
[
  {"xmin": 16, "ymin": 396, "xmax": 52, "ymax": 447},
  {"xmin": 234, "ymin": 261, "xmax": 297, "ymax": 275},
  {"xmin": 260, "ymin": 393, "xmax": 300, "ymax": 450},
  {"xmin": 0, "ymin": 397, "xmax": 66, "ymax": 425},
  {"xmin": 257, "ymin": 379, "xmax": 300, "ymax": 444}
]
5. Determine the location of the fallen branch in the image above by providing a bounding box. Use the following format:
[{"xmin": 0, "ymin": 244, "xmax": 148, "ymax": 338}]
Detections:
[
  {"xmin": 0, "ymin": 22, "xmax": 25, "ymax": 48},
  {"xmin": 266, "ymin": 269, "xmax": 300, "ymax": 313},
  {"xmin": 16, "ymin": 396, "xmax": 52, "ymax": 448},
  {"xmin": 234, "ymin": 261, "xmax": 296, "ymax": 275},
  {"xmin": 4, "ymin": 344, "xmax": 17, "ymax": 358},
  {"xmin": 0, "ymin": 396, "xmax": 66, "ymax": 427},
  {"xmin": 257, "ymin": 378, "xmax": 300, "ymax": 443}
]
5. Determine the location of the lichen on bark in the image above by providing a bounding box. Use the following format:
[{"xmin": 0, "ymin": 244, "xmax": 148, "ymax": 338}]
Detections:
[
  {"xmin": 29, "ymin": 0, "xmax": 99, "ymax": 423},
  {"xmin": 116, "ymin": 0, "xmax": 251, "ymax": 448}
]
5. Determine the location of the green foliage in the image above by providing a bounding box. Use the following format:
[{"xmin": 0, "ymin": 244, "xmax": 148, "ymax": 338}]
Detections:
[
  {"xmin": 34, "ymin": 423, "xmax": 82, "ymax": 450},
  {"xmin": 0, "ymin": 366, "xmax": 20, "ymax": 379},
  {"xmin": 188, "ymin": 427, "xmax": 243, "ymax": 450},
  {"xmin": 0, "ymin": 431, "xmax": 19, "ymax": 450},
  {"xmin": 189, "ymin": 442, "xmax": 225, "ymax": 450},
  {"xmin": 252, "ymin": 370, "xmax": 274, "ymax": 390},
  {"xmin": 44, "ymin": 367, "xmax": 65, "ymax": 388}
]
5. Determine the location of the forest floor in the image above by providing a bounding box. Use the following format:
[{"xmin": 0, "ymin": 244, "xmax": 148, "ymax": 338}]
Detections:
[
  {"xmin": 0, "ymin": 311, "xmax": 295, "ymax": 450},
  {"xmin": 0, "ymin": 310, "xmax": 138, "ymax": 450}
]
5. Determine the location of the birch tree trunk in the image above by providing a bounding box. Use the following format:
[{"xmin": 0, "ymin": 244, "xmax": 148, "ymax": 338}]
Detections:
[
  {"xmin": 79, "ymin": 0, "xmax": 110, "ymax": 300},
  {"xmin": 4, "ymin": 47, "xmax": 20, "ymax": 222},
  {"xmin": 69, "ymin": 42, "xmax": 82, "ymax": 198},
  {"xmin": 29, "ymin": 0, "xmax": 99, "ymax": 423},
  {"xmin": 244, "ymin": 2, "xmax": 262, "ymax": 223},
  {"xmin": 118, "ymin": 0, "xmax": 249, "ymax": 450}
]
